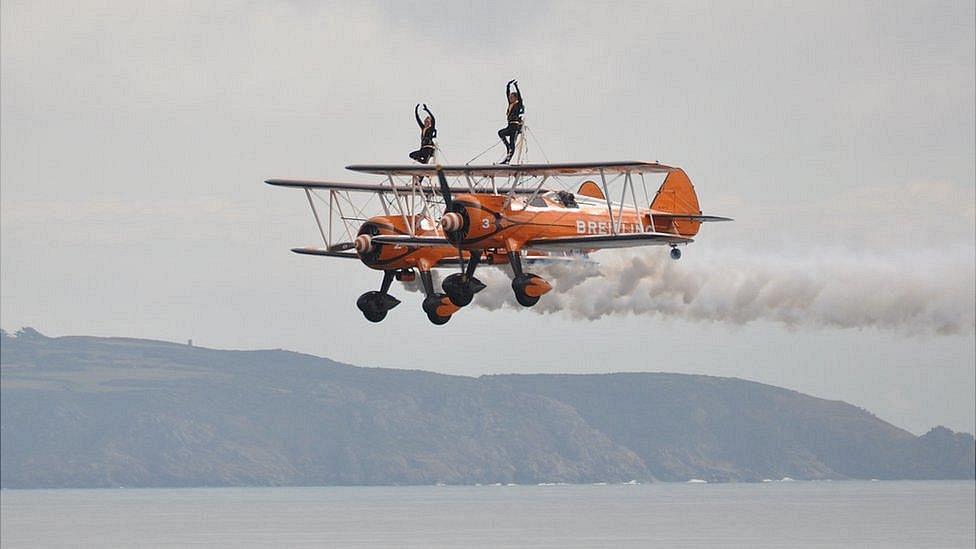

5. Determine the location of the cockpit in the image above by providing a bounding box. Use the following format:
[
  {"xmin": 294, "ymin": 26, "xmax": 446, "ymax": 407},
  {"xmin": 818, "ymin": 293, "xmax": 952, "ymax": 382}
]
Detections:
[{"xmin": 527, "ymin": 190, "xmax": 581, "ymax": 209}]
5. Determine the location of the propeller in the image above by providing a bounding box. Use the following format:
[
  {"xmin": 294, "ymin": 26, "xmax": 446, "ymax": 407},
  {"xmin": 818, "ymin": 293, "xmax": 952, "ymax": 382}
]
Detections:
[
  {"xmin": 435, "ymin": 168, "xmax": 464, "ymax": 272},
  {"xmin": 433, "ymin": 168, "xmax": 471, "ymax": 279},
  {"xmin": 434, "ymin": 167, "xmax": 486, "ymax": 307}
]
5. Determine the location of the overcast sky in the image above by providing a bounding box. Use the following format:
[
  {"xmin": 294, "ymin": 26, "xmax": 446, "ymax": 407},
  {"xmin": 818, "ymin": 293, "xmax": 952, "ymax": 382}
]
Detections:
[{"xmin": 2, "ymin": 1, "xmax": 974, "ymax": 434}]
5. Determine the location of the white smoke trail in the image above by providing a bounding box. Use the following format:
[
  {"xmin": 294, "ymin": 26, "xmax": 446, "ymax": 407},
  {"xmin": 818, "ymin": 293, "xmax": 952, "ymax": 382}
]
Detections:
[{"xmin": 427, "ymin": 248, "xmax": 976, "ymax": 335}]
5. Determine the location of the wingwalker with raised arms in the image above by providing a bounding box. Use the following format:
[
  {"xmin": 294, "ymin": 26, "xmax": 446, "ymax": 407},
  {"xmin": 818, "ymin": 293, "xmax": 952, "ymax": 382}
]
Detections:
[{"xmin": 267, "ymin": 161, "xmax": 730, "ymax": 325}]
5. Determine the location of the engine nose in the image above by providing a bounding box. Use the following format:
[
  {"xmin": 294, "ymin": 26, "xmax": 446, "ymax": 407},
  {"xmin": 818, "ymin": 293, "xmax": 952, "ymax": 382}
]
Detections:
[
  {"xmin": 354, "ymin": 234, "xmax": 373, "ymax": 254},
  {"xmin": 441, "ymin": 212, "xmax": 464, "ymax": 233}
]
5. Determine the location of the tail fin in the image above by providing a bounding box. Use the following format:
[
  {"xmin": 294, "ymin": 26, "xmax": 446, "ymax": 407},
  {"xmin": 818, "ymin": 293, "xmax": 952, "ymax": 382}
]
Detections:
[{"xmin": 650, "ymin": 169, "xmax": 702, "ymax": 237}]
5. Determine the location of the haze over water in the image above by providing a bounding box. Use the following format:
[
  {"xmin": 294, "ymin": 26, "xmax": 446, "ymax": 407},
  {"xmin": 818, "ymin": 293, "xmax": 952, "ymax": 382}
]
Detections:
[{"xmin": 3, "ymin": 481, "xmax": 973, "ymax": 548}]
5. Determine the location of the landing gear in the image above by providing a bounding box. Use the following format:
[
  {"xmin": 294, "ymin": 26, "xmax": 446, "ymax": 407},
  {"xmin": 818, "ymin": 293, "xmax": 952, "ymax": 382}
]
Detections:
[
  {"xmin": 512, "ymin": 275, "xmax": 542, "ymax": 307},
  {"xmin": 508, "ymin": 250, "xmax": 551, "ymax": 307},
  {"xmin": 441, "ymin": 250, "xmax": 486, "ymax": 307},
  {"xmin": 670, "ymin": 246, "xmax": 682, "ymax": 260},
  {"xmin": 419, "ymin": 270, "xmax": 459, "ymax": 325},
  {"xmin": 356, "ymin": 270, "xmax": 401, "ymax": 323}
]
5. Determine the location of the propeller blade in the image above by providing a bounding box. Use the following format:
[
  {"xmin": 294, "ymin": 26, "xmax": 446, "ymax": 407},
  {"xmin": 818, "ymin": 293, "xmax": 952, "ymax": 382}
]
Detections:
[
  {"xmin": 435, "ymin": 167, "xmax": 464, "ymax": 274},
  {"xmin": 437, "ymin": 167, "xmax": 452, "ymax": 209}
]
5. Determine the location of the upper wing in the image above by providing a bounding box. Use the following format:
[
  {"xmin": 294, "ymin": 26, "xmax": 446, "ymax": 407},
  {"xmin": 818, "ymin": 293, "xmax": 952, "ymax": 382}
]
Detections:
[
  {"xmin": 525, "ymin": 232, "xmax": 692, "ymax": 251},
  {"xmin": 345, "ymin": 161, "xmax": 675, "ymax": 178},
  {"xmin": 266, "ymin": 178, "xmax": 544, "ymax": 195}
]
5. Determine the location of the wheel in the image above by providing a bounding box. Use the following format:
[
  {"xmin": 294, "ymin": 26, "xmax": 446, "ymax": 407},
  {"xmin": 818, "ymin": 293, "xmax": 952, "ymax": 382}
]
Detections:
[
  {"xmin": 442, "ymin": 273, "xmax": 475, "ymax": 307},
  {"xmin": 426, "ymin": 312, "xmax": 451, "ymax": 325},
  {"xmin": 670, "ymin": 247, "xmax": 682, "ymax": 260},
  {"xmin": 422, "ymin": 294, "xmax": 458, "ymax": 325},
  {"xmin": 357, "ymin": 291, "xmax": 400, "ymax": 323},
  {"xmin": 362, "ymin": 309, "xmax": 387, "ymax": 323},
  {"xmin": 514, "ymin": 290, "xmax": 540, "ymax": 307},
  {"xmin": 447, "ymin": 287, "xmax": 474, "ymax": 307},
  {"xmin": 512, "ymin": 274, "xmax": 546, "ymax": 307}
]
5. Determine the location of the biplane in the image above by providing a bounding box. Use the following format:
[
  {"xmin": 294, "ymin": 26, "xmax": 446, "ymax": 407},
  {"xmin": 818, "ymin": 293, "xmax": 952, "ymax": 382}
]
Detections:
[{"xmin": 267, "ymin": 161, "xmax": 730, "ymax": 325}]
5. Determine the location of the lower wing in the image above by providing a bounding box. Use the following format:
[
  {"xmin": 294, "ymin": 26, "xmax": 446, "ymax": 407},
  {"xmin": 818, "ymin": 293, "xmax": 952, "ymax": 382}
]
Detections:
[{"xmin": 525, "ymin": 232, "xmax": 692, "ymax": 251}]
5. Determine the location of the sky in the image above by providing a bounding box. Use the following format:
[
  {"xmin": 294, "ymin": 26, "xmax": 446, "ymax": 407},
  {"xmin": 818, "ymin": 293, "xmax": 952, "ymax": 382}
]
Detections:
[{"xmin": 2, "ymin": 1, "xmax": 974, "ymax": 434}]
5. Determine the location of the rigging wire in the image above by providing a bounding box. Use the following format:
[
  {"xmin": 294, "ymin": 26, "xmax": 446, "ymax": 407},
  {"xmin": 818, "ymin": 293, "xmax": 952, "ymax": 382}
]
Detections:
[
  {"xmin": 433, "ymin": 143, "xmax": 451, "ymax": 165},
  {"xmin": 525, "ymin": 124, "xmax": 571, "ymax": 191},
  {"xmin": 466, "ymin": 139, "xmax": 502, "ymax": 165},
  {"xmin": 514, "ymin": 122, "xmax": 529, "ymax": 164},
  {"xmin": 525, "ymin": 125, "xmax": 550, "ymax": 164}
]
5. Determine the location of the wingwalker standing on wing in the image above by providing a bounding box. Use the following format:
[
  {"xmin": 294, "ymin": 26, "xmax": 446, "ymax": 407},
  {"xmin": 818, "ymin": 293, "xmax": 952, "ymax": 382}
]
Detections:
[
  {"xmin": 408, "ymin": 104, "xmax": 437, "ymax": 164},
  {"xmin": 497, "ymin": 79, "xmax": 524, "ymax": 164}
]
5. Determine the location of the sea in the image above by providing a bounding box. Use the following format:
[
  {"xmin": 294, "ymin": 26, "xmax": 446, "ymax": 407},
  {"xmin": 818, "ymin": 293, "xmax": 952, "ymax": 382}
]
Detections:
[{"xmin": 2, "ymin": 481, "xmax": 973, "ymax": 548}]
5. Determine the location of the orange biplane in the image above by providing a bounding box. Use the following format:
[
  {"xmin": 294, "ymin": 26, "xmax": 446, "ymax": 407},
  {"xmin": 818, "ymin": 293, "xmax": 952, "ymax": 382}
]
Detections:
[{"xmin": 267, "ymin": 161, "xmax": 730, "ymax": 324}]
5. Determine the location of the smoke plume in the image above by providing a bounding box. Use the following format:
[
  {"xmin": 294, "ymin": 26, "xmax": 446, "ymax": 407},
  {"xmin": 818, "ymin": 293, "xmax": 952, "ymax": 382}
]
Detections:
[{"xmin": 412, "ymin": 249, "xmax": 975, "ymax": 335}]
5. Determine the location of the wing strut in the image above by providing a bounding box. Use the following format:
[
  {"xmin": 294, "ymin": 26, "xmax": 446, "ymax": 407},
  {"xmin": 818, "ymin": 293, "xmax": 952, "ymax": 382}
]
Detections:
[
  {"xmin": 305, "ymin": 188, "xmax": 329, "ymax": 248},
  {"xmin": 599, "ymin": 168, "xmax": 615, "ymax": 235}
]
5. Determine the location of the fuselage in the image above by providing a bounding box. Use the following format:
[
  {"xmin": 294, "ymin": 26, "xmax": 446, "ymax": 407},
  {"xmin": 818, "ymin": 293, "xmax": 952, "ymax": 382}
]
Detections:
[{"xmin": 445, "ymin": 191, "xmax": 701, "ymax": 251}]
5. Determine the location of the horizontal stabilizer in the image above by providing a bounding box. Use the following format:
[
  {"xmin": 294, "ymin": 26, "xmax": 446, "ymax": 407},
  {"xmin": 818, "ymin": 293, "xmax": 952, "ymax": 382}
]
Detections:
[{"xmin": 652, "ymin": 214, "xmax": 734, "ymax": 222}]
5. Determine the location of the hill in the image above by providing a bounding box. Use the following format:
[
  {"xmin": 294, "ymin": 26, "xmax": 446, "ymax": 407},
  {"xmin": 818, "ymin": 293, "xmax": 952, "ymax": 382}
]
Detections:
[{"xmin": 2, "ymin": 328, "xmax": 972, "ymax": 488}]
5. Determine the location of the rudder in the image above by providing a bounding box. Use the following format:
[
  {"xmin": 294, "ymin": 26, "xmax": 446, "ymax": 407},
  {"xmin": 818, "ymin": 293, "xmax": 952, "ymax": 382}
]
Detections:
[{"xmin": 650, "ymin": 169, "xmax": 702, "ymax": 237}]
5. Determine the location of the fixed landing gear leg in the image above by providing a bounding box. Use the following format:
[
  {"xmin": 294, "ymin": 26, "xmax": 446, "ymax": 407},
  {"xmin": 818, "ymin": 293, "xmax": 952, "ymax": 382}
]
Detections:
[
  {"xmin": 420, "ymin": 270, "xmax": 458, "ymax": 325},
  {"xmin": 419, "ymin": 269, "xmax": 434, "ymax": 296},
  {"xmin": 465, "ymin": 250, "xmax": 482, "ymax": 279},
  {"xmin": 508, "ymin": 250, "xmax": 524, "ymax": 278},
  {"xmin": 380, "ymin": 269, "xmax": 395, "ymax": 293}
]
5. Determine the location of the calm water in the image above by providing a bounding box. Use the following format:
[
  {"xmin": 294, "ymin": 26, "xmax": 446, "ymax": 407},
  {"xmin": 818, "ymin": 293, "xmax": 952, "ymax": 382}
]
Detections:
[{"xmin": 2, "ymin": 481, "xmax": 974, "ymax": 548}]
